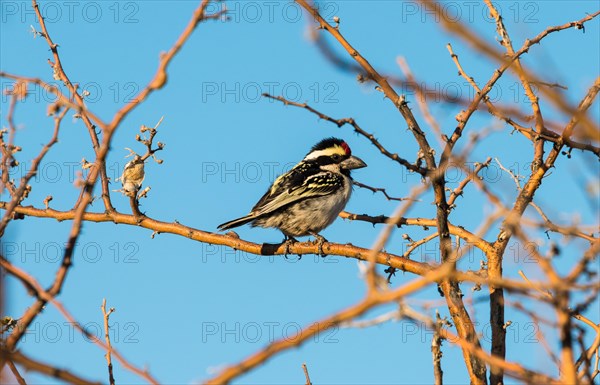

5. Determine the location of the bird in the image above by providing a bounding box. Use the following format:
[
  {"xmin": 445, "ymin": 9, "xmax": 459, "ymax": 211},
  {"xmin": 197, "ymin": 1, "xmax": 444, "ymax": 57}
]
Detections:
[
  {"xmin": 117, "ymin": 155, "xmax": 145, "ymax": 197},
  {"xmin": 218, "ymin": 137, "xmax": 367, "ymax": 255}
]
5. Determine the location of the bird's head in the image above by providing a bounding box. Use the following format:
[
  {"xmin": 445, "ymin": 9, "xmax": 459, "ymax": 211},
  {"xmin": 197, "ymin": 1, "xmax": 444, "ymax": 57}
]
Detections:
[{"xmin": 303, "ymin": 137, "xmax": 367, "ymax": 174}]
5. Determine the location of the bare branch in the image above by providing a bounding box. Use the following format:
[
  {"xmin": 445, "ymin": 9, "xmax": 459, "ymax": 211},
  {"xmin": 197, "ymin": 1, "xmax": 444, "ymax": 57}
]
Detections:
[
  {"xmin": 0, "ymin": 350, "xmax": 101, "ymax": 385},
  {"xmin": 204, "ymin": 263, "xmax": 454, "ymax": 384},
  {"xmin": 101, "ymin": 299, "xmax": 116, "ymax": 385},
  {"xmin": 352, "ymin": 181, "xmax": 413, "ymax": 202},
  {"xmin": 262, "ymin": 93, "xmax": 425, "ymax": 174},
  {"xmin": 295, "ymin": 2, "xmax": 486, "ymax": 380},
  {"xmin": 302, "ymin": 363, "xmax": 312, "ymax": 385}
]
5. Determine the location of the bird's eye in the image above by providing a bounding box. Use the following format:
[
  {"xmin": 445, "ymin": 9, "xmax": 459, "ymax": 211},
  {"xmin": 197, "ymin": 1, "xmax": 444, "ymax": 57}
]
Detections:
[{"xmin": 331, "ymin": 154, "xmax": 341, "ymax": 162}]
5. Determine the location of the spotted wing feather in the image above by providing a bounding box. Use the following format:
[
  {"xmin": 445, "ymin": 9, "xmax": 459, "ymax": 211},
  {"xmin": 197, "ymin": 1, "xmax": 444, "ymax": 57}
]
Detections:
[{"xmin": 251, "ymin": 171, "xmax": 342, "ymax": 217}]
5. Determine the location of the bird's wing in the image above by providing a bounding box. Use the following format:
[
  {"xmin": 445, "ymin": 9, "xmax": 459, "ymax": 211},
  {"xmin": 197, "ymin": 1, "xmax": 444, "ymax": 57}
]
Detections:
[{"xmin": 251, "ymin": 172, "xmax": 343, "ymax": 217}]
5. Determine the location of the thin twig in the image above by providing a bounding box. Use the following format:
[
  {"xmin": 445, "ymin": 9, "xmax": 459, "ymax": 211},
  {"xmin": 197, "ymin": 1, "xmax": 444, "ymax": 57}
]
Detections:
[
  {"xmin": 6, "ymin": 359, "xmax": 28, "ymax": 385},
  {"xmin": 262, "ymin": 93, "xmax": 425, "ymax": 174},
  {"xmin": 302, "ymin": 363, "xmax": 312, "ymax": 385},
  {"xmin": 484, "ymin": 0, "xmax": 546, "ymax": 173},
  {"xmin": 420, "ymin": 1, "xmax": 600, "ymax": 139},
  {"xmin": 31, "ymin": 0, "xmax": 114, "ymax": 212},
  {"xmin": 432, "ymin": 312, "xmax": 444, "ymax": 385},
  {"xmin": 0, "ymin": 255, "xmax": 159, "ymax": 384},
  {"xmin": 102, "ymin": 299, "xmax": 116, "ymax": 385},
  {"xmin": 295, "ymin": 3, "xmax": 485, "ymax": 380},
  {"xmin": 0, "ymin": 350, "xmax": 101, "ymax": 385},
  {"xmin": 447, "ymin": 158, "xmax": 492, "ymax": 207},
  {"xmin": 204, "ymin": 264, "xmax": 454, "ymax": 384},
  {"xmin": 353, "ymin": 181, "xmax": 412, "ymax": 202},
  {"xmin": 0, "ymin": 106, "xmax": 65, "ymax": 236},
  {"xmin": 2, "ymin": 0, "xmax": 219, "ymax": 361}
]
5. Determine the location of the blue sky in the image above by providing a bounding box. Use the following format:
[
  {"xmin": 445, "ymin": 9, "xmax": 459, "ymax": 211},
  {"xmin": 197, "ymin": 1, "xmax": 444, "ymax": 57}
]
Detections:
[{"xmin": 1, "ymin": 1, "xmax": 599, "ymax": 384}]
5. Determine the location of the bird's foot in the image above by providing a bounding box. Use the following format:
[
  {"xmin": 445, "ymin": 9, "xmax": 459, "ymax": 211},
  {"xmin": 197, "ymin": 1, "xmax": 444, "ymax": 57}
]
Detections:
[
  {"xmin": 283, "ymin": 235, "xmax": 300, "ymax": 260},
  {"xmin": 310, "ymin": 232, "xmax": 328, "ymax": 257}
]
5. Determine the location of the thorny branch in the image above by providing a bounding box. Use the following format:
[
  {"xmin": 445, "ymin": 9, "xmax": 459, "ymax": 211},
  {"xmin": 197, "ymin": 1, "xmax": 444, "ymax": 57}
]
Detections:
[
  {"xmin": 1, "ymin": 1, "xmax": 598, "ymax": 384},
  {"xmin": 101, "ymin": 299, "xmax": 116, "ymax": 385},
  {"xmin": 295, "ymin": 2, "xmax": 487, "ymax": 381},
  {"xmin": 262, "ymin": 93, "xmax": 426, "ymax": 174},
  {"xmin": 352, "ymin": 180, "xmax": 413, "ymax": 202},
  {"xmin": 419, "ymin": 1, "xmax": 600, "ymax": 140},
  {"xmin": 302, "ymin": 363, "xmax": 312, "ymax": 385},
  {"xmin": 0, "ymin": 0, "xmax": 222, "ymax": 373},
  {"xmin": 0, "ymin": 349, "xmax": 100, "ymax": 385},
  {"xmin": 0, "ymin": 105, "xmax": 64, "ymax": 237},
  {"xmin": 30, "ymin": 0, "xmax": 114, "ymax": 212},
  {"xmin": 0, "ymin": 254, "xmax": 160, "ymax": 384}
]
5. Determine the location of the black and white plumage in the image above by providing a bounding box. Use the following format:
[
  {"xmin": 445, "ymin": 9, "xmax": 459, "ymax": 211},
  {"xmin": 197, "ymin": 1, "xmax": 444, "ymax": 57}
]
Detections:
[{"xmin": 217, "ymin": 138, "xmax": 367, "ymax": 240}]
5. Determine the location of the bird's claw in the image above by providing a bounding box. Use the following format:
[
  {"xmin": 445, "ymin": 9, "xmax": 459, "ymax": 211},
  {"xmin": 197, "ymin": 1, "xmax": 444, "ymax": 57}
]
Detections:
[
  {"xmin": 283, "ymin": 236, "xmax": 300, "ymax": 260},
  {"xmin": 311, "ymin": 233, "xmax": 328, "ymax": 257}
]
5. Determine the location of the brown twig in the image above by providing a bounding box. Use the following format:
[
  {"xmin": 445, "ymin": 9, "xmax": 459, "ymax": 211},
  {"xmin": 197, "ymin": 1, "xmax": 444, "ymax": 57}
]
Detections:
[
  {"xmin": 396, "ymin": 57, "xmax": 445, "ymax": 148},
  {"xmin": 0, "ymin": 106, "xmax": 65, "ymax": 237},
  {"xmin": 0, "ymin": 202, "xmax": 437, "ymax": 278},
  {"xmin": 0, "ymin": 72, "xmax": 104, "ymax": 126},
  {"xmin": 0, "ymin": 87, "xmax": 19, "ymax": 196},
  {"xmin": 483, "ymin": 74, "xmax": 600, "ymax": 385},
  {"xmin": 2, "ymin": 0, "xmax": 219, "ymax": 362},
  {"xmin": 445, "ymin": 43, "xmax": 547, "ymax": 148},
  {"xmin": 520, "ymin": 268, "xmax": 600, "ymax": 378},
  {"xmin": 308, "ymin": 18, "xmax": 550, "ymax": 128},
  {"xmin": 432, "ymin": 312, "xmax": 444, "ymax": 385},
  {"xmin": 0, "ymin": 198, "xmax": 498, "ymax": 273},
  {"xmin": 204, "ymin": 263, "xmax": 454, "ymax": 384},
  {"xmin": 204, "ymin": 263, "xmax": 560, "ymax": 385},
  {"xmin": 118, "ymin": 117, "xmax": 165, "ymax": 211},
  {"xmin": 567, "ymin": 241, "xmax": 600, "ymax": 285},
  {"xmin": 6, "ymin": 359, "xmax": 27, "ymax": 385},
  {"xmin": 339, "ymin": 211, "xmax": 494, "ymax": 265},
  {"xmin": 513, "ymin": 234, "xmax": 578, "ymax": 384},
  {"xmin": 441, "ymin": 32, "xmax": 600, "ymax": 168},
  {"xmin": 527, "ymin": 201, "xmax": 598, "ymax": 243},
  {"xmin": 340, "ymin": 307, "xmax": 401, "ymax": 328},
  {"xmin": 0, "ymin": 350, "xmax": 101, "ymax": 385},
  {"xmin": 106, "ymin": 0, "xmax": 217, "ymax": 133},
  {"xmin": 402, "ymin": 233, "xmax": 440, "ymax": 259},
  {"xmin": 484, "ymin": 0, "xmax": 546, "ymax": 172},
  {"xmin": 447, "ymin": 158, "xmax": 492, "ymax": 207},
  {"xmin": 302, "ymin": 363, "xmax": 312, "ymax": 385},
  {"xmin": 0, "ymin": 255, "xmax": 159, "ymax": 384},
  {"xmin": 31, "ymin": 0, "xmax": 114, "ymax": 213},
  {"xmin": 419, "ymin": 1, "xmax": 600, "ymax": 139},
  {"xmin": 364, "ymin": 183, "xmax": 430, "ymax": 292},
  {"xmin": 295, "ymin": 3, "xmax": 486, "ymax": 380},
  {"xmin": 352, "ymin": 180, "xmax": 412, "ymax": 202},
  {"xmin": 262, "ymin": 93, "xmax": 425, "ymax": 174},
  {"xmin": 102, "ymin": 299, "xmax": 116, "ymax": 385},
  {"xmin": 399, "ymin": 304, "xmax": 562, "ymax": 384}
]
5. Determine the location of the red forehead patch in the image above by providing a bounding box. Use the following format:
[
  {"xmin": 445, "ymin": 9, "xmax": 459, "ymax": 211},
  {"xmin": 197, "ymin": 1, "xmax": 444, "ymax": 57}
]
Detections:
[{"xmin": 341, "ymin": 141, "xmax": 351, "ymax": 156}]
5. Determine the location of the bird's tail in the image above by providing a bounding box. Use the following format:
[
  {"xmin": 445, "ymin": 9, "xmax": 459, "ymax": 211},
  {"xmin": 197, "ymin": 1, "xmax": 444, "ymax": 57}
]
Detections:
[{"xmin": 217, "ymin": 214, "xmax": 255, "ymax": 231}]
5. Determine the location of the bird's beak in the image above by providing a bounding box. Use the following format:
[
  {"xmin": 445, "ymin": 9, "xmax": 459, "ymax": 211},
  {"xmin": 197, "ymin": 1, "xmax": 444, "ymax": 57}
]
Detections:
[{"xmin": 341, "ymin": 155, "xmax": 367, "ymax": 170}]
